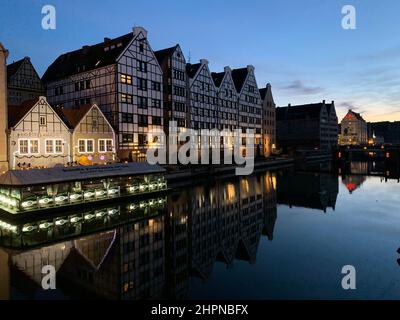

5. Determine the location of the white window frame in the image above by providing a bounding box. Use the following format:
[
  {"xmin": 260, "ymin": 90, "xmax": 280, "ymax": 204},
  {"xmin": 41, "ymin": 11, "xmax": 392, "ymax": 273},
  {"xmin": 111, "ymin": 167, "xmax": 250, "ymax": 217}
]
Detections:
[
  {"xmin": 78, "ymin": 139, "xmax": 95, "ymax": 153},
  {"xmin": 18, "ymin": 139, "xmax": 40, "ymax": 155},
  {"xmin": 45, "ymin": 139, "xmax": 64, "ymax": 154},
  {"xmin": 98, "ymin": 139, "xmax": 113, "ymax": 153}
]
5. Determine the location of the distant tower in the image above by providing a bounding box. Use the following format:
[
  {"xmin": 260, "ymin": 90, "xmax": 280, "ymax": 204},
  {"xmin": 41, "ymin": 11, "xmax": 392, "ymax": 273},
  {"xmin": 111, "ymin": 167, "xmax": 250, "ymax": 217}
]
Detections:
[{"xmin": 0, "ymin": 43, "xmax": 9, "ymax": 172}]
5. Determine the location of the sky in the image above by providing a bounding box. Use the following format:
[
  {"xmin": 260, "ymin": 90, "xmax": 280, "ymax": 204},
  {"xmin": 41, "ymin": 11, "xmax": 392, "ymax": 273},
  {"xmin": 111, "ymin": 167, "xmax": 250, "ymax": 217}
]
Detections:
[{"xmin": 1, "ymin": 0, "xmax": 400, "ymax": 122}]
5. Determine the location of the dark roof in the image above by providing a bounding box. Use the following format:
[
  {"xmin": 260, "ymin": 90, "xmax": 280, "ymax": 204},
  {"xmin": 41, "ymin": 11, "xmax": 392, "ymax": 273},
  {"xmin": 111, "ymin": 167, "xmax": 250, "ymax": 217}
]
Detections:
[
  {"xmin": 42, "ymin": 33, "xmax": 134, "ymax": 82},
  {"xmin": 55, "ymin": 104, "xmax": 93, "ymax": 129},
  {"xmin": 259, "ymin": 88, "xmax": 267, "ymax": 100},
  {"xmin": 276, "ymin": 103, "xmax": 328, "ymax": 121},
  {"xmin": 0, "ymin": 162, "xmax": 166, "ymax": 186},
  {"xmin": 154, "ymin": 45, "xmax": 178, "ymax": 65},
  {"xmin": 231, "ymin": 68, "xmax": 248, "ymax": 93},
  {"xmin": 211, "ymin": 72, "xmax": 225, "ymax": 87},
  {"xmin": 186, "ymin": 63, "xmax": 202, "ymax": 79},
  {"xmin": 7, "ymin": 57, "xmax": 27, "ymax": 82},
  {"xmin": 8, "ymin": 98, "xmax": 38, "ymax": 127}
]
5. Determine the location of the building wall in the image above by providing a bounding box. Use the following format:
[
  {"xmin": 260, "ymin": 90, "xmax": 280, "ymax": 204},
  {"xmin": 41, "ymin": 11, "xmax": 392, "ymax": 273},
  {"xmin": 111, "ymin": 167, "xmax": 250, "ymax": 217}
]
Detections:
[
  {"xmin": 8, "ymin": 58, "xmax": 44, "ymax": 105},
  {"xmin": 8, "ymin": 97, "xmax": 71, "ymax": 169},
  {"xmin": 72, "ymin": 106, "xmax": 116, "ymax": 164},
  {"xmin": 217, "ymin": 68, "xmax": 239, "ymax": 132},
  {"xmin": 238, "ymin": 66, "xmax": 263, "ymax": 156},
  {"xmin": 261, "ymin": 84, "xmax": 276, "ymax": 157},
  {"xmin": 46, "ymin": 65, "xmax": 118, "ymax": 128},
  {"xmin": 189, "ymin": 60, "xmax": 218, "ymax": 131},
  {"xmin": 0, "ymin": 43, "xmax": 8, "ymax": 172},
  {"xmin": 116, "ymin": 28, "xmax": 164, "ymax": 161},
  {"xmin": 340, "ymin": 118, "xmax": 368, "ymax": 145},
  {"xmin": 162, "ymin": 46, "xmax": 189, "ymax": 132}
]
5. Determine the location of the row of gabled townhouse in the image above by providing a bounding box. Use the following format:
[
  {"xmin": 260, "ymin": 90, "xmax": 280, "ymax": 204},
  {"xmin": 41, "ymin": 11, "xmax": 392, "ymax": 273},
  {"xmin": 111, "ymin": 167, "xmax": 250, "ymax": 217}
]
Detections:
[
  {"xmin": 40, "ymin": 26, "xmax": 276, "ymax": 162},
  {"xmin": 7, "ymin": 96, "xmax": 115, "ymax": 169}
]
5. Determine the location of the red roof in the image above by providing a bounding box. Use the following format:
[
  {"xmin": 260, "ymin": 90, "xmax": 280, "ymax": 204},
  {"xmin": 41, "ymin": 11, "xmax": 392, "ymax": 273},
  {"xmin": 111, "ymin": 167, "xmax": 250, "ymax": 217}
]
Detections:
[
  {"xmin": 8, "ymin": 98, "xmax": 38, "ymax": 128},
  {"xmin": 55, "ymin": 104, "xmax": 93, "ymax": 129}
]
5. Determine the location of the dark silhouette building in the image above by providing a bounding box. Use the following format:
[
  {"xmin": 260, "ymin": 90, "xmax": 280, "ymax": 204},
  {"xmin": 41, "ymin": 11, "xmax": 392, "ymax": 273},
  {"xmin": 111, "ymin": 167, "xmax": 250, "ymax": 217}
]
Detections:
[{"xmin": 276, "ymin": 100, "xmax": 338, "ymax": 152}]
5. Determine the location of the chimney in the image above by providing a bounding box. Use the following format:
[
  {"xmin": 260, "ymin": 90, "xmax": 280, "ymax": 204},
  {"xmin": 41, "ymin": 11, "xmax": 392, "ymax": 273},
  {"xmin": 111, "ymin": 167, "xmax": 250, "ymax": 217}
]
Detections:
[
  {"xmin": 104, "ymin": 37, "xmax": 111, "ymax": 43},
  {"xmin": 224, "ymin": 66, "xmax": 231, "ymax": 73},
  {"xmin": 288, "ymin": 103, "xmax": 291, "ymax": 107},
  {"xmin": 200, "ymin": 59, "xmax": 209, "ymax": 66},
  {"xmin": 322, "ymin": 100, "xmax": 326, "ymax": 104},
  {"xmin": 132, "ymin": 26, "xmax": 148, "ymax": 38},
  {"xmin": 0, "ymin": 43, "xmax": 9, "ymax": 172},
  {"xmin": 266, "ymin": 83, "xmax": 271, "ymax": 88}
]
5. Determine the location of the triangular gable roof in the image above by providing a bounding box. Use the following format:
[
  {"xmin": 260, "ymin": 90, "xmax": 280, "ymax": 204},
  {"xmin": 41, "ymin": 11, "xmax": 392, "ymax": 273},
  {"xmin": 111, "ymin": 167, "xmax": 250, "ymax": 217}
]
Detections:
[
  {"xmin": 7, "ymin": 57, "xmax": 26, "ymax": 82},
  {"xmin": 231, "ymin": 67, "xmax": 248, "ymax": 93},
  {"xmin": 186, "ymin": 63, "xmax": 202, "ymax": 79},
  {"xmin": 154, "ymin": 45, "xmax": 178, "ymax": 65},
  {"xmin": 211, "ymin": 71, "xmax": 225, "ymax": 88},
  {"xmin": 8, "ymin": 99, "xmax": 37, "ymax": 128},
  {"xmin": 8, "ymin": 97, "xmax": 69, "ymax": 130},
  {"xmin": 259, "ymin": 88, "xmax": 267, "ymax": 100},
  {"xmin": 55, "ymin": 104, "xmax": 93, "ymax": 129},
  {"xmin": 42, "ymin": 33, "xmax": 134, "ymax": 82}
]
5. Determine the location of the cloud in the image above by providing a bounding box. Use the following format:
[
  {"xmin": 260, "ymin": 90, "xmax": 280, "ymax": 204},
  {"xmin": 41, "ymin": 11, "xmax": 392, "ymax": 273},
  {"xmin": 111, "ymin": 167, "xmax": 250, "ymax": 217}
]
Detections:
[{"xmin": 280, "ymin": 80, "xmax": 324, "ymax": 95}]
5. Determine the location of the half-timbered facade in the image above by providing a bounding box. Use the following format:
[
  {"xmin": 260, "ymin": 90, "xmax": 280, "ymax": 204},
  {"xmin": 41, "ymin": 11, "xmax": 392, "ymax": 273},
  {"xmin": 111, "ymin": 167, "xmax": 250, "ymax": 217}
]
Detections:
[
  {"xmin": 42, "ymin": 27, "xmax": 164, "ymax": 162},
  {"xmin": 56, "ymin": 104, "xmax": 116, "ymax": 165},
  {"xmin": 259, "ymin": 83, "xmax": 276, "ymax": 157},
  {"xmin": 212, "ymin": 66, "xmax": 239, "ymax": 132},
  {"xmin": 187, "ymin": 59, "xmax": 218, "ymax": 131},
  {"xmin": 155, "ymin": 45, "xmax": 189, "ymax": 133},
  {"xmin": 8, "ymin": 96, "xmax": 71, "ymax": 169},
  {"xmin": 7, "ymin": 57, "xmax": 44, "ymax": 105},
  {"xmin": 231, "ymin": 66, "xmax": 263, "ymax": 156}
]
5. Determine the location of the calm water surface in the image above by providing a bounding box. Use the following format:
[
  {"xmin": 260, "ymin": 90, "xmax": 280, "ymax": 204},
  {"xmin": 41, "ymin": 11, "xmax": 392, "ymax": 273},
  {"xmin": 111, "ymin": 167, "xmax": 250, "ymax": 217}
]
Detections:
[{"xmin": 1, "ymin": 161, "xmax": 400, "ymax": 300}]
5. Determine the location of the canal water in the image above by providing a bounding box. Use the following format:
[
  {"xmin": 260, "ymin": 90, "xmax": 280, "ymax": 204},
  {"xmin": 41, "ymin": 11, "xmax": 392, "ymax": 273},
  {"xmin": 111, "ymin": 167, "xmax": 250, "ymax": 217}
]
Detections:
[{"xmin": 1, "ymin": 161, "xmax": 400, "ymax": 300}]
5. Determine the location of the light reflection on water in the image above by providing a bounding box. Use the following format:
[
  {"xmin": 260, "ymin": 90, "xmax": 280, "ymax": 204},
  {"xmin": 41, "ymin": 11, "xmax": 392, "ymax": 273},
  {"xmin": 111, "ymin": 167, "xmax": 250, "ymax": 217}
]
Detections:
[{"xmin": 1, "ymin": 161, "xmax": 400, "ymax": 300}]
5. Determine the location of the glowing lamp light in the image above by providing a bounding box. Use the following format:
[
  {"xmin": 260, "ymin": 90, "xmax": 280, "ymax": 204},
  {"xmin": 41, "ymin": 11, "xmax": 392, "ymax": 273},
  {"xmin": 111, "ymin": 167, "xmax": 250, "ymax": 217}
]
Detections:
[
  {"xmin": 39, "ymin": 222, "xmax": 53, "ymax": 229},
  {"xmin": 70, "ymin": 194, "xmax": 82, "ymax": 201},
  {"xmin": 55, "ymin": 195, "xmax": 69, "ymax": 203},
  {"xmin": 108, "ymin": 208, "xmax": 119, "ymax": 215},
  {"xmin": 22, "ymin": 225, "xmax": 37, "ymax": 233},
  {"xmin": 70, "ymin": 216, "xmax": 82, "ymax": 223},
  {"xmin": 39, "ymin": 198, "xmax": 53, "ymax": 206},
  {"xmin": 100, "ymin": 155, "xmax": 105, "ymax": 161},
  {"xmin": 55, "ymin": 219, "xmax": 68, "ymax": 226},
  {"xmin": 88, "ymin": 155, "xmax": 93, "ymax": 161},
  {"xmin": 21, "ymin": 200, "xmax": 35, "ymax": 208},
  {"xmin": 95, "ymin": 210, "xmax": 107, "ymax": 218},
  {"xmin": 84, "ymin": 213, "xmax": 95, "ymax": 220}
]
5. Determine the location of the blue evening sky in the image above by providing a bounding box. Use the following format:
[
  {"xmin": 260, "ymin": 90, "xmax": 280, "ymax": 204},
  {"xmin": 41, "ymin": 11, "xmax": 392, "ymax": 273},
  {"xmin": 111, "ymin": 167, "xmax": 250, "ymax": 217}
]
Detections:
[{"xmin": 1, "ymin": 0, "xmax": 400, "ymax": 121}]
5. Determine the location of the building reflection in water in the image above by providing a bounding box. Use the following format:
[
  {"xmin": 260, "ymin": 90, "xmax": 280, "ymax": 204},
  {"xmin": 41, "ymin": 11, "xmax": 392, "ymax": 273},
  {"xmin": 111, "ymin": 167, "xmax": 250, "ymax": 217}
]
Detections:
[
  {"xmin": 276, "ymin": 170, "xmax": 338, "ymax": 212},
  {"xmin": 0, "ymin": 169, "xmax": 339, "ymax": 300}
]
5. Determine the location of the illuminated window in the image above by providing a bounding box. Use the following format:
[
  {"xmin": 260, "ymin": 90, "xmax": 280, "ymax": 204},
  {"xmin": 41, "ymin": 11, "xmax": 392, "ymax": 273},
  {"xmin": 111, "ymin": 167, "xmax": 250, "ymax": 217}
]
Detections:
[
  {"xmin": 29, "ymin": 140, "xmax": 39, "ymax": 154},
  {"xmin": 55, "ymin": 140, "xmax": 63, "ymax": 153},
  {"xmin": 121, "ymin": 93, "xmax": 133, "ymax": 104},
  {"xmin": 46, "ymin": 140, "xmax": 54, "ymax": 153},
  {"xmin": 121, "ymin": 74, "xmax": 132, "ymax": 85},
  {"xmin": 19, "ymin": 140, "xmax": 29, "ymax": 154},
  {"xmin": 99, "ymin": 139, "xmax": 113, "ymax": 153},
  {"xmin": 78, "ymin": 139, "xmax": 94, "ymax": 153},
  {"xmin": 87, "ymin": 140, "xmax": 94, "ymax": 153},
  {"xmin": 45, "ymin": 139, "xmax": 63, "ymax": 154}
]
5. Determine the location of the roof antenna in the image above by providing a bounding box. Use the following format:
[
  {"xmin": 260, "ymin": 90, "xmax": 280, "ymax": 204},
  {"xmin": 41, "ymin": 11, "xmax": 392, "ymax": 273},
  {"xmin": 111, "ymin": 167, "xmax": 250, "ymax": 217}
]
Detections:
[{"xmin": 188, "ymin": 50, "xmax": 191, "ymax": 63}]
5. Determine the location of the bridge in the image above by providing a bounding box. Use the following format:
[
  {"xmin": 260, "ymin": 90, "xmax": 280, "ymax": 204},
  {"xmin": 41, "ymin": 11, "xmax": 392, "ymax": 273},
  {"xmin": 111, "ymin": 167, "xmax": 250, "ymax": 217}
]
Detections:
[{"xmin": 334, "ymin": 145, "xmax": 400, "ymax": 164}]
